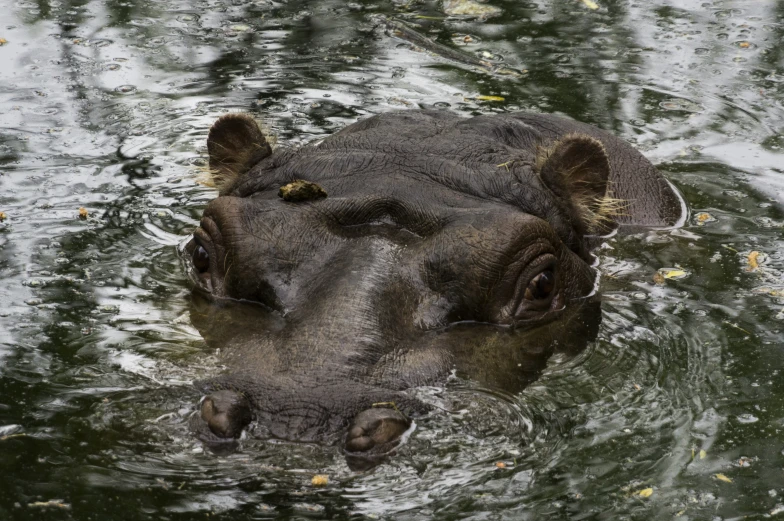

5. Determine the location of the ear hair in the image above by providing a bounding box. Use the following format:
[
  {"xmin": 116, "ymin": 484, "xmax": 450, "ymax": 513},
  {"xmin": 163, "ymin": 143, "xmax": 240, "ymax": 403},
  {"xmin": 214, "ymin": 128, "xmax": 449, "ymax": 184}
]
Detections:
[
  {"xmin": 206, "ymin": 114, "xmax": 274, "ymax": 193},
  {"xmin": 536, "ymin": 134, "xmax": 626, "ymax": 234}
]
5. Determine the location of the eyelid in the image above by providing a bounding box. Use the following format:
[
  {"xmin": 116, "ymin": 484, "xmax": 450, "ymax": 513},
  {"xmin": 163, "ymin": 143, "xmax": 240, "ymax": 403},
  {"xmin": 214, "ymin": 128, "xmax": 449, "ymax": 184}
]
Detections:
[{"xmin": 510, "ymin": 254, "xmax": 557, "ymax": 317}]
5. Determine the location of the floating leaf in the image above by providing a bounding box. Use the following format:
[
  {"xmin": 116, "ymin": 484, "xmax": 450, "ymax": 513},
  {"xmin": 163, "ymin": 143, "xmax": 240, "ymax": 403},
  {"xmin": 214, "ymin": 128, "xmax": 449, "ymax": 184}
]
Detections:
[
  {"xmin": 715, "ymin": 473, "xmax": 733, "ymax": 483},
  {"xmin": 695, "ymin": 212, "xmax": 715, "ymax": 225},
  {"xmin": 657, "ymin": 268, "xmax": 689, "ymax": 280},
  {"xmin": 495, "ymin": 461, "xmax": 506, "ymax": 468},
  {"xmin": 311, "ymin": 475, "xmax": 329, "ymax": 486},
  {"xmin": 699, "ymin": 449, "xmax": 706, "ymax": 460},
  {"xmin": 0, "ymin": 212, "xmax": 6, "ymax": 221},
  {"xmin": 78, "ymin": 207, "xmax": 89, "ymax": 219},
  {"xmin": 28, "ymin": 501, "xmax": 70, "ymax": 510},
  {"xmin": 755, "ymin": 287, "xmax": 784, "ymax": 298},
  {"xmin": 580, "ymin": 0, "xmax": 599, "ymax": 9},
  {"xmin": 637, "ymin": 488, "xmax": 653, "ymax": 498},
  {"xmin": 475, "ymin": 95, "xmax": 505, "ymax": 102},
  {"xmin": 0, "ymin": 38, "xmax": 7, "ymax": 46},
  {"xmin": 747, "ymin": 251, "xmax": 761, "ymax": 270}
]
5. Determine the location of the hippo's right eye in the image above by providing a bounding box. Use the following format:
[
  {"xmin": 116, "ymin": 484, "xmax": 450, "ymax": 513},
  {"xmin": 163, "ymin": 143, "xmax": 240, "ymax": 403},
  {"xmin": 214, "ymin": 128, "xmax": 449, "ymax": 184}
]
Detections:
[
  {"xmin": 193, "ymin": 245, "xmax": 210, "ymax": 273},
  {"xmin": 524, "ymin": 270, "xmax": 555, "ymax": 301}
]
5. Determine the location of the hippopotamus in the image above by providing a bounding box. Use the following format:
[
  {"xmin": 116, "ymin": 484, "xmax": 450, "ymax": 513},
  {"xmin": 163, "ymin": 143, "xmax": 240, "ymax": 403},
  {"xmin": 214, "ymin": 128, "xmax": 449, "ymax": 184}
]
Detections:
[{"xmin": 183, "ymin": 110, "xmax": 682, "ymax": 467}]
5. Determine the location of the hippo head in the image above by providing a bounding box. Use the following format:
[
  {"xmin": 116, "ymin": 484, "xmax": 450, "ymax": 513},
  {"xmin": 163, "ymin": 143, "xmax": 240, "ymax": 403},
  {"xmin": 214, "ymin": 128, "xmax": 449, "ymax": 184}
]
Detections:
[{"xmin": 183, "ymin": 111, "xmax": 619, "ymax": 468}]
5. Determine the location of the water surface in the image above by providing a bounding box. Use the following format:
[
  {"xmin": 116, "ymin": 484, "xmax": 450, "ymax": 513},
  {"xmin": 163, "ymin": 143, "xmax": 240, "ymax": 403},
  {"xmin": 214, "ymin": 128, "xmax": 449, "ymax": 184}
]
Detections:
[{"xmin": 1, "ymin": 0, "xmax": 784, "ymax": 519}]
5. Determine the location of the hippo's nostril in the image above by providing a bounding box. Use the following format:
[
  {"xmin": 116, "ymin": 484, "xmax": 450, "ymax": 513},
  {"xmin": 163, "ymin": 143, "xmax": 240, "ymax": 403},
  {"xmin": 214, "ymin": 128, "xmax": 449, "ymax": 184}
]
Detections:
[
  {"xmin": 200, "ymin": 390, "xmax": 252, "ymax": 439},
  {"xmin": 346, "ymin": 434, "xmax": 374, "ymax": 453}
]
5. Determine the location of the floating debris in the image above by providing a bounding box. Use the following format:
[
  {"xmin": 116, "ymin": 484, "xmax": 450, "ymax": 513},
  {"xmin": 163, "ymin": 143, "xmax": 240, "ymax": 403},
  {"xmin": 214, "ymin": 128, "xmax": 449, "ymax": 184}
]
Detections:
[
  {"xmin": 722, "ymin": 320, "xmax": 752, "ymax": 335},
  {"xmin": 659, "ymin": 98, "xmax": 703, "ymax": 113},
  {"xmin": 495, "ymin": 461, "xmax": 506, "ymax": 469},
  {"xmin": 0, "ymin": 211, "xmax": 6, "ymax": 221},
  {"xmin": 755, "ymin": 287, "xmax": 784, "ymax": 298},
  {"xmin": 311, "ymin": 474, "xmax": 329, "ymax": 487},
  {"xmin": 442, "ymin": 0, "xmax": 502, "ymax": 18},
  {"xmin": 374, "ymin": 16, "xmax": 519, "ymax": 76},
  {"xmin": 637, "ymin": 488, "xmax": 653, "ymax": 498},
  {"xmin": 474, "ymin": 95, "xmax": 505, "ymax": 102},
  {"xmin": 0, "ymin": 38, "xmax": 7, "ymax": 46},
  {"xmin": 695, "ymin": 212, "xmax": 715, "ymax": 225},
  {"xmin": 28, "ymin": 500, "xmax": 71, "ymax": 510},
  {"xmin": 579, "ymin": 0, "xmax": 599, "ymax": 9},
  {"xmin": 656, "ymin": 268, "xmax": 689, "ymax": 280},
  {"xmin": 715, "ymin": 473, "xmax": 733, "ymax": 483},
  {"xmin": 700, "ymin": 449, "xmax": 707, "ymax": 460},
  {"xmin": 0, "ymin": 433, "xmax": 26, "ymax": 441},
  {"xmin": 78, "ymin": 207, "xmax": 89, "ymax": 219},
  {"xmin": 747, "ymin": 251, "xmax": 761, "ymax": 270}
]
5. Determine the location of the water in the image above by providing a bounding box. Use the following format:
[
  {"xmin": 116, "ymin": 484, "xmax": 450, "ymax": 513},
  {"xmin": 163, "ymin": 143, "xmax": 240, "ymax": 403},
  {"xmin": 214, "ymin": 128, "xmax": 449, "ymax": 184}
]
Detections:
[{"xmin": 1, "ymin": 0, "xmax": 784, "ymax": 519}]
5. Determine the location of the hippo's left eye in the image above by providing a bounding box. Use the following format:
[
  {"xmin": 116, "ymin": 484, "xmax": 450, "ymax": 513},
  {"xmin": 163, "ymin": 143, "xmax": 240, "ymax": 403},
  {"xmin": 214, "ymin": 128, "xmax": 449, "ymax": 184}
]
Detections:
[
  {"xmin": 193, "ymin": 245, "xmax": 210, "ymax": 273},
  {"xmin": 524, "ymin": 270, "xmax": 555, "ymax": 301}
]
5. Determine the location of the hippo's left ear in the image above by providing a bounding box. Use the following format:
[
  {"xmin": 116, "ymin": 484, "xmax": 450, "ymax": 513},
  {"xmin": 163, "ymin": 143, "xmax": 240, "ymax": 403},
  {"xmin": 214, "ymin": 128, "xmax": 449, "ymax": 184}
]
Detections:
[
  {"xmin": 207, "ymin": 114, "xmax": 272, "ymax": 194},
  {"xmin": 537, "ymin": 134, "xmax": 619, "ymax": 234}
]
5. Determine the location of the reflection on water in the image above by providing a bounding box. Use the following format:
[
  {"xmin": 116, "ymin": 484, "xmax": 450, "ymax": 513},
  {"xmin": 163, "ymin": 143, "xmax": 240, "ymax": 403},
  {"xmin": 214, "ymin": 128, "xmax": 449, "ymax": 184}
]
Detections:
[{"xmin": 1, "ymin": 0, "xmax": 784, "ymax": 519}]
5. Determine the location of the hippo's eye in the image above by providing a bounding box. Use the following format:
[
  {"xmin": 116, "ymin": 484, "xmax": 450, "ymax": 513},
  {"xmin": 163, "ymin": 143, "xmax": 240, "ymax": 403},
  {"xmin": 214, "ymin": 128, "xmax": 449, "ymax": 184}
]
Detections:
[
  {"xmin": 524, "ymin": 270, "xmax": 555, "ymax": 301},
  {"xmin": 192, "ymin": 245, "xmax": 210, "ymax": 273}
]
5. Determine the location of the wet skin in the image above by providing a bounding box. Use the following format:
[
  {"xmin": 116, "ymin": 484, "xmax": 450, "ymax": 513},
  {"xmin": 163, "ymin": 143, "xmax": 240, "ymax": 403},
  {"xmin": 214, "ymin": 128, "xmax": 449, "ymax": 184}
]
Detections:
[{"xmin": 183, "ymin": 110, "xmax": 682, "ymax": 468}]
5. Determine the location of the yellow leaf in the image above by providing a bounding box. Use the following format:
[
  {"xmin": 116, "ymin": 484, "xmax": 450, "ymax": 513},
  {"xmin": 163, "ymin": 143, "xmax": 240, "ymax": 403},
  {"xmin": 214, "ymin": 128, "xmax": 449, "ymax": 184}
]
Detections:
[
  {"xmin": 715, "ymin": 473, "xmax": 732, "ymax": 483},
  {"xmin": 311, "ymin": 474, "xmax": 329, "ymax": 486},
  {"xmin": 495, "ymin": 461, "xmax": 506, "ymax": 468},
  {"xmin": 699, "ymin": 449, "xmax": 706, "ymax": 459},
  {"xmin": 637, "ymin": 487, "xmax": 653, "ymax": 498},
  {"xmin": 475, "ymin": 95, "xmax": 505, "ymax": 102},
  {"xmin": 0, "ymin": 212, "xmax": 6, "ymax": 221},
  {"xmin": 747, "ymin": 251, "xmax": 760, "ymax": 270},
  {"xmin": 0, "ymin": 38, "xmax": 7, "ymax": 46},
  {"xmin": 580, "ymin": 0, "xmax": 599, "ymax": 9},
  {"xmin": 659, "ymin": 269, "xmax": 688, "ymax": 280},
  {"xmin": 78, "ymin": 207, "xmax": 89, "ymax": 219}
]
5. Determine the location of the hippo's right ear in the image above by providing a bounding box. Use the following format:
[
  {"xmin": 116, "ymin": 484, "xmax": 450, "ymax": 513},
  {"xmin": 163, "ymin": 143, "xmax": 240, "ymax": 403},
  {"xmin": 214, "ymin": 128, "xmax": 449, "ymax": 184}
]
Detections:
[{"xmin": 207, "ymin": 114, "xmax": 272, "ymax": 193}]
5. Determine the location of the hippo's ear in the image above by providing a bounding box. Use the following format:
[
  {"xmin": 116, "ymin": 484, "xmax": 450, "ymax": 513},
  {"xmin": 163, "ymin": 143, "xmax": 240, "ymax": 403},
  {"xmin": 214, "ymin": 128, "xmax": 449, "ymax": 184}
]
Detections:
[
  {"xmin": 207, "ymin": 114, "xmax": 272, "ymax": 193},
  {"xmin": 537, "ymin": 134, "xmax": 620, "ymax": 234}
]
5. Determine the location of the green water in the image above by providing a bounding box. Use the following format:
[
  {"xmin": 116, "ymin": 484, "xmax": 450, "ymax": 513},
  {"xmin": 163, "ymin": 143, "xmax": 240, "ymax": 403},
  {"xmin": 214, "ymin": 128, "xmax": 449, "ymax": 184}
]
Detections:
[{"xmin": 1, "ymin": 0, "xmax": 783, "ymax": 519}]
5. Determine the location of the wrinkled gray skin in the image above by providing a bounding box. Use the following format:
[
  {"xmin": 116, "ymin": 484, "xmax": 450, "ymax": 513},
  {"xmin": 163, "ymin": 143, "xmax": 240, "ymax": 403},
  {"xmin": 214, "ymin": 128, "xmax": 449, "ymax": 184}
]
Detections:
[{"xmin": 184, "ymin": 110, "xmax": 682, "ymax": 469}]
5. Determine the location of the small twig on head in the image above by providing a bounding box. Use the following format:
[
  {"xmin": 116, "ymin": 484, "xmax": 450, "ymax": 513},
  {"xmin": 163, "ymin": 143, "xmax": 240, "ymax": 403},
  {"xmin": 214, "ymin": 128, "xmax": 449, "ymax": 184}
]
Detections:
[
  {"xmin": 372, "ymin": 401, "xmax": 401, "ymax": 414},
  {"xmin": 496, "ymin": 161, "xmax": 514, "ymax": 171}
]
